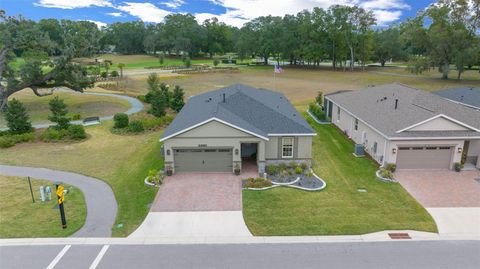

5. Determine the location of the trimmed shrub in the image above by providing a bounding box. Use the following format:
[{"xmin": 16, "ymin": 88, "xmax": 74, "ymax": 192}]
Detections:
[
  {"xmin": 4, "ymin": 99, "xmax": 33, "ymax": 134},
  {"xmin": 245, "ymin": 178, "xmax": 273, "ymax": 189},
  {"xmin": 128, "ymin": 120, "xmax": 144, "ymax": 133},
  {"xmin": 213, "ymin": 59, "xmax": 220, "ymax": 66},
  {"xmin": 385, "ymin": 163, "xmax": 396, "ymax": 173},
  {"xmin": 379, "ymin": 168, "xmax": 394, "ymax": 179},
  {"xmin": 300, "ymin": 162, "xmax": 309, "ymax": 171},
  {"xmin": 101, "ymin": 71, "xmax": 107, "ymax": 78},
  {"xmin": 289, "ymin": 161, "xmax": 298, "ymax": 168},
  {"xmin": 316, "ymin": 91, "xmax": 323, "ymax": 105},
  {"xmin": 184, "ymin": 57, "xmax": 191, "ymax": 68},
  {"xmin": 41, "ymin": 128, "xmax": 67, "ymax": 142},
  {"xmin": 113, "ymin": 113, "xmax": 129, "ymax": 128},
  {"xmin": 295, "ymin": 166, "xmax": 303, "ymax": 175},
  {"xmin": 278, "ymin": 162, "xmax": 287, "ymax": 172},
  {"xmin": 67, "ymin": 125, "xmax": 87, "ymax": 140},
  {"xmin": 454, "ymin": 162, "xmax": 463, "ymax": 172},
  {"xmin": 137, "ymin": 95, "xmax": 147, "ymax": 103},
  {"xmin": 110, "ymin": 70, "xmax": 119, "ymax": 77},
  {"xmin": 71, "ymin": 113, "xmax": 81, "ymax": 120},
  {"xmin": 0, "ymin": 133, "xmax": 35, "ymax": 148},
  {"xmin": 266, "ymin": 164, "xmax": 278, "ymax": 175},
  {"xmin": 309, "ymin": 102, "xmax": 326, "ymax": 120}
]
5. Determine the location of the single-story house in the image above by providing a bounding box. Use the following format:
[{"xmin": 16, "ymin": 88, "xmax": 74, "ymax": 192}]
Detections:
[
  {"xmin": 324, "ymin": 83, "xmax": 480, "ymax": 170},
  {"xmin": 160, "ymin": 84, "xmax": 316, "ymax": 174},
  {"xmin": 433, "ymin": 87, "xmax": 480, "ymax": 110}
]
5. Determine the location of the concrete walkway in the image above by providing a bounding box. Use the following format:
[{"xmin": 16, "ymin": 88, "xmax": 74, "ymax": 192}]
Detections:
[
  {"xmin": 1, "ymin": 89, "xmax": 144, "ymax": 130},
  {"xmin": 0, "ymin": 165, "xmax": 117, "ymax": 237},
  {"xmin": 426, "ymin": 208, "xmax": 480, "ymax": 235}
]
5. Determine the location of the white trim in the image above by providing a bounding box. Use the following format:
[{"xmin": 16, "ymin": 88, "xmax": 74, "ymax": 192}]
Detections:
[
  {"xmin": 439, "ymin": 96, "xmax": 480, "ymax": 110},
  {"xmin": 396, "ymin": 114, "xmax": 480, "ymax": 133},
  {"xmin": 281, "ymin": 137, "xmax": 294, "ymax": 158},
  {"xmin": 390, "ymin": 136, "xmax": 480, "ymax": 141},
  {"xmin": 159, "ymin": 117, "xmax": 269, "ymax": 142},
  {"xmin": 325, "ymin": 97, "xmax": 390, "ymax": 140},
  {"xmin": 382, "ymin": 140, "xmax": 387, "ymax": 166},
  {"xmin": 268, "ymin": 133, "xmax": 317, "ymax": 136}
]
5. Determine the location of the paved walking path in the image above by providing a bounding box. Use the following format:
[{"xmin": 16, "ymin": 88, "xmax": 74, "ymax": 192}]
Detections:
[
  {"xmin": 1, "ymin": 89, "xmax": 144, "ymax": 130},
  {"xmin": 0, "ymin": 165, "xmax": 117, "ymax": 237}
]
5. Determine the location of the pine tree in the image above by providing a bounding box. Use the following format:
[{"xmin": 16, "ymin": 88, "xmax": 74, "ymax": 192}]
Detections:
[
  {"xmin": 170, "ymin": 85, "xmax": 185, "ymax": 112},
  {"xmin": 4, "ymin": 99, "xmax": 33, "ymax": 134},
  {"xmin": 48, "ymin": 96, "xmax": 70, "ymax": 129}
]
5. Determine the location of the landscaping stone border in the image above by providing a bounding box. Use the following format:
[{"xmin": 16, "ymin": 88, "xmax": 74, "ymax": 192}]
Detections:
[
  {"xmin": 246, "ymin": 170, "xmax": 326, "ymax": 191},
  {"xmin": 376, "ymin": 170, "xmax": 397, "ymax": 183},
  {"xmin": 144, "ymin": 177, "xmax": 160, "ymax": 187},
  {"xmin": 307, "ymin": 110, "xmax": 331, "ymax": 125}
]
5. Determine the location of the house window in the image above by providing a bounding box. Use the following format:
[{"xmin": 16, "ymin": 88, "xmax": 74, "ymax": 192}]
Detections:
[
  {"xmin": 282, "ymin": 137, "xmax": 294, "ymax": 158},
  {"xmin": 373, "ymin": 142, "xmax": 378, "ymax": 154},
  {"xmin": 337, "ymin": 107, "xmax": 341, "ymax": 121},
  {"xmin": 354, "ymin": 118, "xmax": 359, "ymax": 131}
]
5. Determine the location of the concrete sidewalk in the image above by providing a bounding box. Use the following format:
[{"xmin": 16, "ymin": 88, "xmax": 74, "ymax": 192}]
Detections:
[{"xmin": 2, "ymin": 230, "xmax": 479, "ymax": 247}]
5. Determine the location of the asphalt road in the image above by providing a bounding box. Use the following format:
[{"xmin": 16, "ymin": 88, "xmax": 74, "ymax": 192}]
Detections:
[
  {"xmin": 0, "ymin": 165, "xmax": 117, "ymax": 237},
  {"xmin": 1, "ymin": 241, "xmax": 479, "ymax": 269}
]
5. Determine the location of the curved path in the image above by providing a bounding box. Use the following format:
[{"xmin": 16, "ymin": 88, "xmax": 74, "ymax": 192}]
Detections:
[
  {"xmin": 1, "ymin": 90, "xmax": 144, "ymax": 130},
  {"xmin": 0, "ymin": 165, "xmax": 117, "ymax": 237}
]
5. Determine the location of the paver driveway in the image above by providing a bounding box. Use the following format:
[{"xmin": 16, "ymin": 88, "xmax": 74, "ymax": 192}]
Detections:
[
  {"xmin": 395, "ymin": 170, "xmax": 480, "ymax": 207},
  {"xmin": 151, "ymin": 173, "xmax": 249, "ymax": 212},
  {"xmin": 395, "ymin": 170, "xmax": 480, "ymax": 235}
]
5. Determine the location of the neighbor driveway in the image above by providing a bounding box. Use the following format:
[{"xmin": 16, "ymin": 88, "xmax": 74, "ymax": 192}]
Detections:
[
  {"xmin": 130, "ymin": 172, "xmax": 253, "ymax": 238},
  {"xmin": 395, "ymin": 170, "xmax": 480, "ymax": 235}
]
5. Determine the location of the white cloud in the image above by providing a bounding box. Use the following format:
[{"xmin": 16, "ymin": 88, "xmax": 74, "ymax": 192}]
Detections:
[
  {"xmin": 201, "ymin": 0, "xmax": 411, "ymax": 27},
  {"xmin": 116, "ymin": 2, "xmax": 170, "ymax": 23},
  {"xmin": 85, "ymin": 19, "xmax": 108, "ymax": 28},
  {"xmin": 34, "ymin": 0, "xmax": 113, "ymax": 9},
  {"xmin": 106, "ymin": 12, "xmax": 124, "ymax": 17},
  {"xmin": 161, "ymin": 0, "xmax": 185, "ymax": 9}
]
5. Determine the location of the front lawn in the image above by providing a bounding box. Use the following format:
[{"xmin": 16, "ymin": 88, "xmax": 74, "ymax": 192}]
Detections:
[
  {"xmin": 243, "ymin": 117, "xmax": 437, "ymax": 236},
  {"xmin": 0, "ymin": 122, "xmax": 163, "ymax": 237},
  {"xmin": 0, "ymin": 175, "xmax": 86, "ymax": 238}
]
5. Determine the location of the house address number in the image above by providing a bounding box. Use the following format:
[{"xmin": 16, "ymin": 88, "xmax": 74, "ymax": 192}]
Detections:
[{"xmin": 198, "ymin": 144, "xmax": 207, "ymax": 147}]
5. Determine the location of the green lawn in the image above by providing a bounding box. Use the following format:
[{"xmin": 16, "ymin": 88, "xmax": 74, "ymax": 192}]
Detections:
[
  {"xmin": 0, "ymin": 175, "xmax": 86, "ymax": 238},
  {"xmin": 0, "ymin": 90, "xmax": 131, "ymax": 128},
  {"xmin": 243, "ymin": 115, "xmax": 437, "ymax": 236},
  {"xmin": 0, "ymin": 122, "xmax": 164, "ymax": 237}
]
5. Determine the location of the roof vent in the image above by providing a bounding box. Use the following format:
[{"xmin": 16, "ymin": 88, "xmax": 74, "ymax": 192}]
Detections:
[
  {"xmin": 395, "ymin": 99, "xmax": 398, "ymax": 109},
  {"xmin": 222, "ymin": 93, "xmax": 226, "ymax": 103}
]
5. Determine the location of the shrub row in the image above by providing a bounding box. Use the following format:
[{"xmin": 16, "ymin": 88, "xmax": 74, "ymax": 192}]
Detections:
[
  {"xmin": 41, "ymin": 125, "xmax": 87, "ymax": 142},
  {"xmin": 0, "ymin": 132, "xmax": 35, "ymax": 148},
  {"xmin": 245, "ymin": 178, "xmax": 273, "ymax": 189},
  {"xmin": 266, "ymin": 162, "xmax": 309, "ymax": 176},
  {"xmin": 309, "ymin": 103, "xmax": 326, "ymax": 120},
  {"xmin": 112, "ymin": 113, "xmax": 174, "ymax": 135}
]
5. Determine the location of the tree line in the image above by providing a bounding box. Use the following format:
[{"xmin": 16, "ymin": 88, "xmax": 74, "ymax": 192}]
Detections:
[{"xmin": 1, "ymin": 0, "xmax": 479, "ymax": 110}]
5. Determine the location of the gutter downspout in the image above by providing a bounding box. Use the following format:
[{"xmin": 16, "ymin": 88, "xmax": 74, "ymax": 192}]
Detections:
[{"xmin": 382, "ymin": 140, "xmax": 387, "ymax": 167}]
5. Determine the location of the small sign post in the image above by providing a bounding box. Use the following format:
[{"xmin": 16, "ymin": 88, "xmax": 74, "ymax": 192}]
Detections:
[
  {"xmin": 27, "ymin": 177, "xmax": 35, "ymax": 203},
  {"xmin": 55, "ymin": 183, "xmax": 67, "ymax": 229}
]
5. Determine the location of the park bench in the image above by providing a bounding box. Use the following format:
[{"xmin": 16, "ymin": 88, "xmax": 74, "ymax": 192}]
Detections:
[{"xmin": 83, "ymin": 116, "xmax": 100, "ymax": 126}]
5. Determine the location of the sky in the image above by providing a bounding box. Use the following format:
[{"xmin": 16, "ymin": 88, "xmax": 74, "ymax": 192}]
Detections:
[{"xmin": 1, "ymin": 0, "xmax": 436, "ymax": 28}]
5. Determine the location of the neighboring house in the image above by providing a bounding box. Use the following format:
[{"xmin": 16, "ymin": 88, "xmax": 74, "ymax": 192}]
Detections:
[
  {"xmin": 325, "ymin": 83, "xmax": 480, "ymax": 170},
  {"xmin": 433, "ymin": 87, "xmax": 480, "ymax": 110},
  {"xmin": 160, "ymin": 84, "xmax": 316, "ymax": 174}
]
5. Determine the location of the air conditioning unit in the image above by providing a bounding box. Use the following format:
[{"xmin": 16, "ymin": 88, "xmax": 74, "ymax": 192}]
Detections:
[{"xmin": 354, "ymin": 144, "xmax": 365, "ymax": 157}]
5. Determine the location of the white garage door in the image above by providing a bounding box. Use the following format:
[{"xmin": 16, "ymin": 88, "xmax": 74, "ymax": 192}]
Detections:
[
  {"xmin": 174, "ymin": 148, "xmax": 233, "ymax": 172},
  {"xmin": 396, "ymin": 146, "xmax": 452, "ymax": 169}
]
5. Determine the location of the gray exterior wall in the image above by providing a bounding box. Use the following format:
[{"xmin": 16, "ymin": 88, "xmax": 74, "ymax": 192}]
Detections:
[
  {"xmin": 330, "ymin": 101, "xmax": 479, "ymax": 170},
  {"xmin": 163, "ymin": 120, "xmax": 314, "ymax": 173}
]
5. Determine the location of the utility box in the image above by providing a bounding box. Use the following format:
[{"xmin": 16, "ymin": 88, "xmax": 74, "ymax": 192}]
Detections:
[{"xmin": 354, "ymin": 144, "xmax": 365, "ymax": 157}]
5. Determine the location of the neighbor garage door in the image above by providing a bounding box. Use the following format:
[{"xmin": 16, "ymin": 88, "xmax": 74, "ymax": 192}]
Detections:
[
  {"xmin": 174, "ymin": 148, "xmax": 233, "ymax": 172},
  {"xmin": 396, "ymin": 146, "xmax": 452, "ymax": 169}
]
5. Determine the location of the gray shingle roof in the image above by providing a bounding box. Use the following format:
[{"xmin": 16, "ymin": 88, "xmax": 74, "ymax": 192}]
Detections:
[
  {"xmin": 161, "ymin": 84, "xmax": 315, "ymax": 140},
  {"xmin": 326, "ymin": 83, "xmax": 480, "ymax": 138},
  {"xmin": 433, "ymin": 87, "xmax": 480, "ymax": 109}
]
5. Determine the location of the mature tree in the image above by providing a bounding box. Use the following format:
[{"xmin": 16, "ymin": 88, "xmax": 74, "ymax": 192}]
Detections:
[
  {"xmin": 373, "ymin": 27, "xmax": 404, "ymax": 67},
  {"xmin": 0, "ymin": 12, "xmax": 94, "ymax": 111},
  {"xmin": 202, "ymin": 17, "xmax": 234, "ymax": 57},
  {"xmin": 48, "ymin": 96, "xmax": 70, "ymax": 129},
  {"xmin": 163, "ymin": 14, "xmax": 204, "ymax": 56},
  {"xmin": 170, "ymin": 85, "xmax": 185, "ymax": 112},
  {"xmin": 104, "ymin": 21, "xmax": 146, "ymax": 54},
  {"xmin": 4, "ymin": 98, "xmax": 32, "ymax": 134},
  {"xmin": 61, "ymin": 20, "xmax": 102, "ymax": 57}
]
